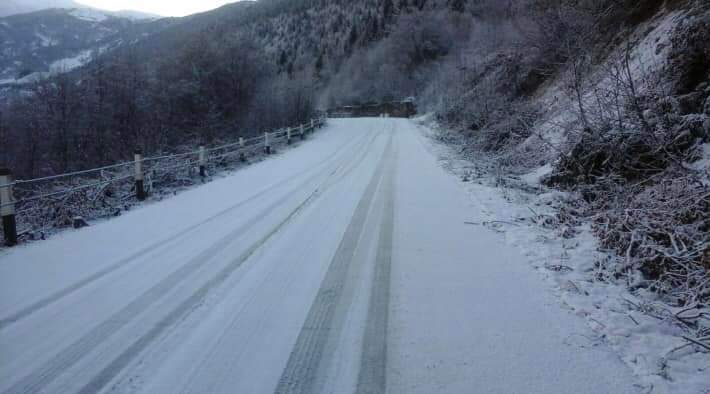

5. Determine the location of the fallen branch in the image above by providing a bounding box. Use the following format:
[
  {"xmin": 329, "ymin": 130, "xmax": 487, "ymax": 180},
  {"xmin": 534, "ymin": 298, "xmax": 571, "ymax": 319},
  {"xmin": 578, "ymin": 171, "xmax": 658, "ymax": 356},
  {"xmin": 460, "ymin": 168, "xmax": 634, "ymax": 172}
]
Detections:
[{"xmin": 681, "ymin": 335, "xmax": 710, "ymax": 351}]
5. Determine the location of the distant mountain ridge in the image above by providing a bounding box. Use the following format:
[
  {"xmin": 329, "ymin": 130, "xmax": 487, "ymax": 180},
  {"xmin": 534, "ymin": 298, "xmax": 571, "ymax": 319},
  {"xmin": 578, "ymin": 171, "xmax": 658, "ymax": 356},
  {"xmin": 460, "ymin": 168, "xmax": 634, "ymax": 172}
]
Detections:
[
  {"xmin": 0, "ymin": 0, "xmax": 159, "ymax": 19},
  {"xmin": 0, "ymin": 8, "xmax": 170, "ymax": 84},
  {"xmin": 0, "ymin": 0, "xmax": 81, "ymax": 17}
]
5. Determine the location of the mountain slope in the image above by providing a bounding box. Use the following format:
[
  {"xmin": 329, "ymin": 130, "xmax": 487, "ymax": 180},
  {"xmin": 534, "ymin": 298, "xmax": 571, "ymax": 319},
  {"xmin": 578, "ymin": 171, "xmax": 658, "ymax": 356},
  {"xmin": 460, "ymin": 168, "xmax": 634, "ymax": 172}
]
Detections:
[
  {"xmin": 0, "ymin": 0, "xmax": 158, "ymax": 18},
  {"xmin": 0, "ymin": 8, "xmax": 170, "ymax": 83}
]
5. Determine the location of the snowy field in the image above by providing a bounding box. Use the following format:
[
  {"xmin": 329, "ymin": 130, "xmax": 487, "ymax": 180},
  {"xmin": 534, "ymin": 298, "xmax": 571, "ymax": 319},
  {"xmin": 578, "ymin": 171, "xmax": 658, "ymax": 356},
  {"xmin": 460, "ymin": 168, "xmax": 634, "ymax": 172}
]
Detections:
[{"xmin": 0, "ymin": 118, "xmax": 647, "ymax": 393}]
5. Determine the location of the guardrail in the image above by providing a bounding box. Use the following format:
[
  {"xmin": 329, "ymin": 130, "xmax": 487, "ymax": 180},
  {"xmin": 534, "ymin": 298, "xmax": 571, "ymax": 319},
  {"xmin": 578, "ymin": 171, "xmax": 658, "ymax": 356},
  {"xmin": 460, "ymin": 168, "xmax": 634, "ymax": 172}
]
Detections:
[{"xmin": 0, "ymin": 118, "xmax": 326, "ymax": 246}]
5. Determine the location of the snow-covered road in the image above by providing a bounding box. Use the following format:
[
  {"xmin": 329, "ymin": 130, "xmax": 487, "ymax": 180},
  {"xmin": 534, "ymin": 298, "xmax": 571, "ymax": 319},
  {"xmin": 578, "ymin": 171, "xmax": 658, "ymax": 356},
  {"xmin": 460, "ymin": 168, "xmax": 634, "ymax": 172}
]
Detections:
[{"xmin": 0, "ymin": 118, "xmax": 640, "ymax": 393}]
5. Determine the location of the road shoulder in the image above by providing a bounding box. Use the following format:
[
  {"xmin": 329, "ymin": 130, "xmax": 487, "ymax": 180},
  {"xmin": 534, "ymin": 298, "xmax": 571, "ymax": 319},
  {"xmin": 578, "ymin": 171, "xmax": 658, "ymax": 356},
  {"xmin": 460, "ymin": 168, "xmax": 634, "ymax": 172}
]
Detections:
[{"xmin": 387, "ymin": 119, "xmax": 640, "ymax": 394}]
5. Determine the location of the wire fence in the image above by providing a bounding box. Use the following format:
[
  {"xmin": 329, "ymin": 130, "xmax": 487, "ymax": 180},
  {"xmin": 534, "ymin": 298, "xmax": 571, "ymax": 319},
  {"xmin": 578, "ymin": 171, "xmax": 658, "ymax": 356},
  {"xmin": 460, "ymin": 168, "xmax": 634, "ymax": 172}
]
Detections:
[{"xmin": 0, "ymin": 118, "xmax": 326, "ymax": 245}]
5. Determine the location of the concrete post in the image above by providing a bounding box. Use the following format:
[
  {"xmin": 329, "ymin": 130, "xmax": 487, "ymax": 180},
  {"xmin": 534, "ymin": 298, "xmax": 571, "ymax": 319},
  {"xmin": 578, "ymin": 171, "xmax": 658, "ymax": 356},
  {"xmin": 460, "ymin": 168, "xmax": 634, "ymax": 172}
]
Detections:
[
  {"xmin": 287, "ymin": 127, "xmax": 292, "ymax": 145},
  {"xmin": 198, "ymin": 145, "xmax": 207, "ymax": 177},
  {"xmin": 134, "ymin": 150, "xmax": 146, "ymax": 201},
  {"xmin": 264, "ymin": 132, "xmax": 271, "ymax": 154},
  {"xmin": 239, "ymin": 137, "xmax": 246, "ymax": 162},
  {"xmin": 0, "ymin": 168, "xmax": 17, "ymax": 246}
]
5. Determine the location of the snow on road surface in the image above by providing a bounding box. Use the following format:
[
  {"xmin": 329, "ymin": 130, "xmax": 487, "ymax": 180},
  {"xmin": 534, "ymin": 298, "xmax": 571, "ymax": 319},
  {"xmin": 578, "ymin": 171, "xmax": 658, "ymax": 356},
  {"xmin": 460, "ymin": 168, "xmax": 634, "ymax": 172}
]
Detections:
[{"xmin": 0, "ymin": 118, "xmax": 641, "ymax": 394}]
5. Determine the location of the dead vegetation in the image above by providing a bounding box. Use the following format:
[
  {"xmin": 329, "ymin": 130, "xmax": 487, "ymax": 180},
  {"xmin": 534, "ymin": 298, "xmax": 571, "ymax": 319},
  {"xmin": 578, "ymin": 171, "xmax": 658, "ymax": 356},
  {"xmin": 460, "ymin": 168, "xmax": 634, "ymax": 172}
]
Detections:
[
  {"xmin": 432, "ymin": 0, "xmax": 710, "ymax": 353},
  {"xmin": 546, "ymin": 10, "xmax": 709, "ymax": 309}
]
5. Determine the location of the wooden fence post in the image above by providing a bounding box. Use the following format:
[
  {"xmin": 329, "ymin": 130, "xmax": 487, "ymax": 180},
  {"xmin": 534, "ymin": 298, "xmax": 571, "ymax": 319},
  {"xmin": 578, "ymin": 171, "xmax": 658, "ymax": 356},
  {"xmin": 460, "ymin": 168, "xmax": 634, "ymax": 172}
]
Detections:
[
  {"xmin": 134, "ymin": 150, "xmax": 146, "ymax": 201},
  {"xmin": 310, "ymin": 119, "xmax": 314, "ymax": 133},
  {"xmin": 198, "ymin": 145, "xmax": 207, "ymax": 177},
  {"xmin": 264, "ymin": 132, "xmax": 271, "ymax": 154},
  {"xmin": 287, "ymin": 127, "xmax": 292, "ymax": 145},
  {"xmin": 300, "ymin": 124, "xmax": 305, "ymax": 140},
  {"xmin": 0, "ymin": 168, "xmax": 17, "ymax": 246},
  {"xmin": 239, "ymin": 137, "xmax": 246, "ymax": 162}
]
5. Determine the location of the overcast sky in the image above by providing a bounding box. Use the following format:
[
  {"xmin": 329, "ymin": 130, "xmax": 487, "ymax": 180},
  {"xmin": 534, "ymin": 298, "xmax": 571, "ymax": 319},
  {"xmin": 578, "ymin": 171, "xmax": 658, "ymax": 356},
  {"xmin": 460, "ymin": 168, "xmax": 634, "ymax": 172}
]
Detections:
[{"xmin": 75, "ymin": 0, "xmax": 240, "ymax": 17}]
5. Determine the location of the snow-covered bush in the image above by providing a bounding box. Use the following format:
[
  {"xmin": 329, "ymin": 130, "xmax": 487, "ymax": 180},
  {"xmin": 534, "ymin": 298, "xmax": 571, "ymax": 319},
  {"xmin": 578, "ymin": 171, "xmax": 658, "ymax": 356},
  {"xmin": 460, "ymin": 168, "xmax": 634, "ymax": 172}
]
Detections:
[
  {"xmin": 423, "ymin": 0, "xmax": 710, "ymax": 353},
  {"xmin": 543, "ymin": 10, "xmax": 710, "ymax": 310}
]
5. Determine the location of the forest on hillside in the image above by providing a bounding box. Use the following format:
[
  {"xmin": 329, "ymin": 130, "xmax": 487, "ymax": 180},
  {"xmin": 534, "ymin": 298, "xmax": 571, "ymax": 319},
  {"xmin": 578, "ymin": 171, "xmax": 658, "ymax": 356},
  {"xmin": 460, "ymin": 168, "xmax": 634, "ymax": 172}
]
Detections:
[
  {"xmin": 2, "ymin": 0, "xmax": 707, "ymax": 178},
  {"xmin": 0, "ymin": 0, "xmax": 591, "ymax": 177}
]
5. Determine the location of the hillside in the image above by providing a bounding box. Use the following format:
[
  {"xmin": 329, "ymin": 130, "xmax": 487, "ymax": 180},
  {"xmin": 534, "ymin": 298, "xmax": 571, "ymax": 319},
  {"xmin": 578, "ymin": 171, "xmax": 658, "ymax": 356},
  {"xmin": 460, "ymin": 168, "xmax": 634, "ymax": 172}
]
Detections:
[
  {"xmin": 0, "ymin": 0, "xmax": 160, "ymax": 18},
  {"xmin": 0, "ymin": 8, "xmax": 169, "ymax": 84}
]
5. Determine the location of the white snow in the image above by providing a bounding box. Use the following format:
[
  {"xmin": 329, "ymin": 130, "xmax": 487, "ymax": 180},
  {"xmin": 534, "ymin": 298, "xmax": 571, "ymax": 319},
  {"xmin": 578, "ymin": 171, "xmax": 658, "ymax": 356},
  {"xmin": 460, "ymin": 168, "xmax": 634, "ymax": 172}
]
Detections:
[
  {"xmin": 17, "ymin": 70, "xmax": 50, "ymax": 83},
  {"xmin": 628, "ymin": 10, "xmax": 685, "ymax": 80},
  {"xmin": 34, "ymin": 31, "xmax": 58, "ymax": 47},
  {"xmin": 49, "ymin": 49, "xmax": 92, "ymax": 73},
  {"xmin": 388, "ymin": 122, "xmax": 639, "ymax": 394},
  {"xmin": 0, "ymin": 118, "xmax": 673, "ymax": 393},
  {"xmin": 69, "ymin": 7, "xmax": 108, "ymax": 22},
  {"xmin": 521, "ymin": 163, "xmax": 552, "ymax": 186},
  {"xmin": 0, "ymin": 50, "xmax": 92, "ymax": 86},
  {"xmin": 691, "ymin": 143, "xmax": 710, "ymax": 186},
  {"xmin": 68, "ymin": 7, "xmax": 159, "ymax": 22},
  {"xmin": 0, "ymin": 71, "xmax": 52, "ymax": 85},
  {"xmin": 691, "ymin": 143, "xmax": 710, "ymax": 171}
]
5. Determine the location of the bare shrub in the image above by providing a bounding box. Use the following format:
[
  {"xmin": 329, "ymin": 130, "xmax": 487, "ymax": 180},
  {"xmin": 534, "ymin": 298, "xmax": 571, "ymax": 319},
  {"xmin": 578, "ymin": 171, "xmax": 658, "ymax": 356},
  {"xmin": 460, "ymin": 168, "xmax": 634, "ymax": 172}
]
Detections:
[{"xmin": 546, "ymin": 10, "xmax": 710, "ymax": 312}]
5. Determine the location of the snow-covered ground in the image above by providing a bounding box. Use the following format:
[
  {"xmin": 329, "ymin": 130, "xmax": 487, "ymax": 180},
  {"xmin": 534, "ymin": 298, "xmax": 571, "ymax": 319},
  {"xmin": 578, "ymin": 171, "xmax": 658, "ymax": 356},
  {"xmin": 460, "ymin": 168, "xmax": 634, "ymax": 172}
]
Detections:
[
  {"xmin": 417, "ymin": 119, "xmax": 710, "ymax": 394},
  {"xmin": 0, "ymin": 49, "xmax": 96, "ymax": 86},
  {"xmin": 49, "ymin": 49, "xmax": 93, "ymax": 73},
  {"xmin": 0, "ymin": 118, "xmax": 652, "ymax": 393}
]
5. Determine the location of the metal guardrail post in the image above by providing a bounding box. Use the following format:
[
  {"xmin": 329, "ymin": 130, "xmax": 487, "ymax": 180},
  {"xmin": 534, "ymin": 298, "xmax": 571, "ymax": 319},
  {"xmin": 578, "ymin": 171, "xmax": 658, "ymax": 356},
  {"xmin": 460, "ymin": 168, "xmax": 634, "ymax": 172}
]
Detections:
[
  {"xmin": 134, "ymin": 150, "xmax": 146, "ymax": 201},
  {"xmin": 198, "ymin": 145, "xmax": 207, "ymax": 177},
  {"xmin": 264, "ymin": 132, "xmax": 271, "ymax": 154},
  {"xmin": 0, "ymin": 168, "xmax": 17, "ymax": 246},
  {"xmin": 239, "ymin": 137, "xmax": 246, "ymax": 162}
]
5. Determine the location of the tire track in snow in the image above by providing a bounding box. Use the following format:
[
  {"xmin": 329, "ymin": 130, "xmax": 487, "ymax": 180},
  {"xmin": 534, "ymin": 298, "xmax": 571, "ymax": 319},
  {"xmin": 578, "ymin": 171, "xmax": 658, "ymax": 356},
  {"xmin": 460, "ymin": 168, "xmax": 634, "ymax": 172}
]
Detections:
[
  {"xmin": 3, "ymin": 188, "xmax": 304, "ymax": 394},
  {"xmin": 76, "ymin": 190, "xmax": 321, "ymax": 394},
  {"xmin": 275, "ymin": 133, "xmax": 394, "ymax": 394},
  {"xmin": 0, "ymin": 128, "xmax": 369, "ymax": 332},
  {"xmin": 0, "ymin": 184, "xmax": 287, "ymax": 331},
  {"xmin": 167, "ymin": 127, "xmax": 383, "ymax": 394},
  {"xmin": 77, "ymin": 129, "xmax": 384, "ymax": 394},
  {"xmin": 2, "ymin": 130, "xmax": 376, "ymax": 394},
  {"xmin": 356, "ymin": 130, "xmax": 396, "ymax": 394}
]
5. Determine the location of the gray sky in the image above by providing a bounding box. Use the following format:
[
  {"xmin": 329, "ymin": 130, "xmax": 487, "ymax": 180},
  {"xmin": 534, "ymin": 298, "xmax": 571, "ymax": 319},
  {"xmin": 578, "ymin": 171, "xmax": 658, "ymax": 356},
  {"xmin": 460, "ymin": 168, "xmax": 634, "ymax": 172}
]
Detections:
[{"xmin": 75, "ymin": 0, "xmax": 240, "ymax": 17}]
